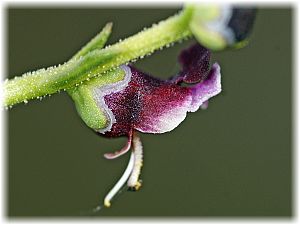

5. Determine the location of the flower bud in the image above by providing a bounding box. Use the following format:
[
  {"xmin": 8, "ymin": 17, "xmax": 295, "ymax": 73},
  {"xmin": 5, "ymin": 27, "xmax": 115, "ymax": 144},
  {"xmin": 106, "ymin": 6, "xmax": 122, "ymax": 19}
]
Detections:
[{"xmin": 189, "ymin": 5, "xmax": 256, "ymax": 51}]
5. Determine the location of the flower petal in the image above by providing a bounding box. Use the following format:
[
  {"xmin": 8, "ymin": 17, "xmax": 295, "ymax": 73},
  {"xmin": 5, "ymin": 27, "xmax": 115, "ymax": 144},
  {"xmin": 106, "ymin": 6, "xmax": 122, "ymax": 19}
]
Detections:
[
  {"xmin": 135, "ymin": 63, "xmax": 221, "ymax": 134},
  {"xmin": 102, "ymin": 46, "xmax": 221, "ymax": 137},
  {"xmin": 189, "ymin": 63, "xmax": 222, "ymax": 112},
  {"xmin": 134, "ymin": 77, "xmax": 192, "ymax": 133},
  {"xmin": 172, "ymin": 43, "xmax": 211, "ymax": 84}
]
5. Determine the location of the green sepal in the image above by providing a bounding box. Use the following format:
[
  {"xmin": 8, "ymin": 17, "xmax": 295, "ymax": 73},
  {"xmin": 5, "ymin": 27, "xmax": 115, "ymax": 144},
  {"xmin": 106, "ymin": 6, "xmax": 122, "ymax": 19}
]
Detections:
[
  {"xmin": 67, "ymin": 22, "xmax": 118, "ymax": 131},
  {"xmin": 68, "ymin": 67, "xmax": 126, "ymax": 130}
]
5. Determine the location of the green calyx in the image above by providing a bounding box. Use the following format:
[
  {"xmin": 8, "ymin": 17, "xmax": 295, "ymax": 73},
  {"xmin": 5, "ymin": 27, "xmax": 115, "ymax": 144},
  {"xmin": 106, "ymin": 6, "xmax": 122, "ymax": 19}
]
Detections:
[
  {"xmin": 67, "ymin": 22, "xmax": 123, "ymax": 131},
  {"xmin": 68, "ymin": 68, "xmax": 126, "ymax": 130}
]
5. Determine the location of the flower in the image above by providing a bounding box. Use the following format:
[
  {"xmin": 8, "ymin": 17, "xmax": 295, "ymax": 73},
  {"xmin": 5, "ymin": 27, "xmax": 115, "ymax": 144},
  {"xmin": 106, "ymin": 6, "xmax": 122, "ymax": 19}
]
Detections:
[
  {"xmin": 102, "ymin": 44, "xmax": 221, "ymax": 138},
  {"xmin": 91, "ymin": 43, "xmax": 222, "ymax": 207}
]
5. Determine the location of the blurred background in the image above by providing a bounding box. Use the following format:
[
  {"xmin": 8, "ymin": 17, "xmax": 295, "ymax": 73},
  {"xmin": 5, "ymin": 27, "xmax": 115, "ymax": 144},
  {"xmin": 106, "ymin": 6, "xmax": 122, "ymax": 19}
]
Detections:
[{"xmin": 7, "ymin": 6, "xmax": 292, "ymax": 217}]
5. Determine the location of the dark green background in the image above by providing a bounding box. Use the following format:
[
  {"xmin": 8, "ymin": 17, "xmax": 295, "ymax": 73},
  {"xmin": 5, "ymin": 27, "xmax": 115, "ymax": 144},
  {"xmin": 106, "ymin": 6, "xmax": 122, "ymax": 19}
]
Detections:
[{"xmin": 7, "ymin": 7, "xmax": 292, "ymax": 217}]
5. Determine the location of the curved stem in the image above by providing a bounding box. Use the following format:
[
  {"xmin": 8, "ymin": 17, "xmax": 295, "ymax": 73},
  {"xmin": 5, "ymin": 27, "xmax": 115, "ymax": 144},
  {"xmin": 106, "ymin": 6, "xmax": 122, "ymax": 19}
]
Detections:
[{"xmin": 3, "ymin": 6, "xmax": 194, "ymax": 107}]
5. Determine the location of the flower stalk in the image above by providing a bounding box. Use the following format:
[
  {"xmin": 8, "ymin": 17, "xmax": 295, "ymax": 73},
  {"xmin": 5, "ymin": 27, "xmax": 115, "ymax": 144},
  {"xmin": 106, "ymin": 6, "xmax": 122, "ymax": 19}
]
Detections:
[{"xmin": 3, "ymin": 6, "xmax": 195, "ymax": 107}]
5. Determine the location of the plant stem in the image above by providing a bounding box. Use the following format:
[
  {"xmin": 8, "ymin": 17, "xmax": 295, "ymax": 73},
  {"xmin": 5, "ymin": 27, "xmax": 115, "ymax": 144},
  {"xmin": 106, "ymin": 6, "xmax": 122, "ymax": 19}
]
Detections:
[{"xmin": 4, "ymin": 6, "xmax": 194, "ymax": 107}]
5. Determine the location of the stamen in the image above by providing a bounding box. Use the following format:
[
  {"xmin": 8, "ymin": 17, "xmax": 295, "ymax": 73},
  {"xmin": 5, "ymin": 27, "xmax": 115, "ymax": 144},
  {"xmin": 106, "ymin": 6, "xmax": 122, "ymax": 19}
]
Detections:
[
  {"xmin": 200, "ymin": 100, "xmax": 209, "ymax": 110},
  {"xmin": 104, "ymin": 152, "xmax": 135, "ymax": 207},
  {"xmin": 127, "ymin": 134, "xmax": 144, "ymax": 190},
  {"xmin": 104, "ymin": 130, "xmax": 133, "ymax": 159}
]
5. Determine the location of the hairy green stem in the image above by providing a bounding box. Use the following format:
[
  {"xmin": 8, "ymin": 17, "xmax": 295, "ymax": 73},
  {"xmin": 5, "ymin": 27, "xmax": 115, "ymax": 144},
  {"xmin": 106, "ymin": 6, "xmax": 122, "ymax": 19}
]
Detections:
[{"xmin": 4, "ymin": 6, "xmax": 194, "ymax": 107}]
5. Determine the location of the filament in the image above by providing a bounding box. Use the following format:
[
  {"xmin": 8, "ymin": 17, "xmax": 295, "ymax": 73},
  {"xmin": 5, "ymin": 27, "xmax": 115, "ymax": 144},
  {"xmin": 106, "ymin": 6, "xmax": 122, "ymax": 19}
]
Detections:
[
  {"xmin": 103, "ymin": 151, "xmax": 135, "ymax": 207},
  {"xmin": 127, "ymin": 134, "xmax": 144, "ymax": 190}
]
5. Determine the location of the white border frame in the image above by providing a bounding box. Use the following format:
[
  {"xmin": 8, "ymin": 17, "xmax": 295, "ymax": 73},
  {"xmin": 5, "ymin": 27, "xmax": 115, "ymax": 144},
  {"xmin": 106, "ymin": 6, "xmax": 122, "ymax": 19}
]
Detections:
[{"xmin": 0, "ymin": 0, "xmax": 298, "ymax": 224}]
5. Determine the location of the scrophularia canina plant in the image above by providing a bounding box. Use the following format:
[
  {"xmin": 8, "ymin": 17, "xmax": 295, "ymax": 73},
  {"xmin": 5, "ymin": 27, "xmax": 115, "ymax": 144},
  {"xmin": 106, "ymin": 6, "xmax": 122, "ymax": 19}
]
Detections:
[{"xmin": 4, "ymin": 5, "xmax": 256, "ymax": 208}]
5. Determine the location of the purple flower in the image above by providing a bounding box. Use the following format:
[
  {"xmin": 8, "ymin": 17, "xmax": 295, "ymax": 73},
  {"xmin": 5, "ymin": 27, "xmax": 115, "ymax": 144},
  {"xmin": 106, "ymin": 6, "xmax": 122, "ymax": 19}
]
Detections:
[{"xmin": 98, "ymin": 44, "xmax": 222, "ymax": 207}]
